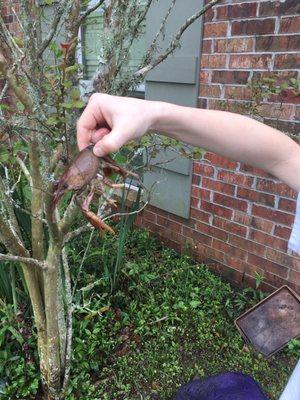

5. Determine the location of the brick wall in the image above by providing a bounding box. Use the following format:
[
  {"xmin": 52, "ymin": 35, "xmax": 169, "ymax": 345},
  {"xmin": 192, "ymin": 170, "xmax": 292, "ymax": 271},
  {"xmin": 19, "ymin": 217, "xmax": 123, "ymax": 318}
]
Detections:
[{"xmin": 137, "ymin": 0, "xmax": 300, "ymax": 294}]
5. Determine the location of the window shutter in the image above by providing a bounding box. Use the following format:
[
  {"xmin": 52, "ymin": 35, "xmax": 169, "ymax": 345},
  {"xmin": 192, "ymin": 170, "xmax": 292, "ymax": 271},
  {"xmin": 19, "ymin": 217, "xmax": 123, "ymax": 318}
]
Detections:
[{"xmin": 144, "ymin": 0, "xmax": 203, "ymax": 218}]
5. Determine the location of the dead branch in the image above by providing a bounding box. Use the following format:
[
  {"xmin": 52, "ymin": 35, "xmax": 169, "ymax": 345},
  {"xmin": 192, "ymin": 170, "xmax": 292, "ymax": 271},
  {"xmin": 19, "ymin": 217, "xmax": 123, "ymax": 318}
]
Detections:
[
  {"xmin": 136, "ymin": 0, "xmax": 222, "ymax": 76},
  {"xmin": 0, "ymin": 253, "xmax": 46, "ymax": 269}
]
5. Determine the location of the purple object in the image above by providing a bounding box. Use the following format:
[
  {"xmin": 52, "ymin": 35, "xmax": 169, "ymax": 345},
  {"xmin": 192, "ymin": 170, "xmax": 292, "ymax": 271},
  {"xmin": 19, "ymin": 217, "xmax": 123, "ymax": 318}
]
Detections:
[{"xmin": 173, "ymin": 372, "xmax": 269, "ymax": 400}]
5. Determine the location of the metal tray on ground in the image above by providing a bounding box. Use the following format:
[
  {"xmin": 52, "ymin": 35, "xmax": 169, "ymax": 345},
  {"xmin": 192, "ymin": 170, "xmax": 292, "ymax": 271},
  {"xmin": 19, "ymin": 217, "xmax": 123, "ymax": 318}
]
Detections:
[{"xmin": 235, "ymin": 285, "xmax": 300, "ymax": 357}]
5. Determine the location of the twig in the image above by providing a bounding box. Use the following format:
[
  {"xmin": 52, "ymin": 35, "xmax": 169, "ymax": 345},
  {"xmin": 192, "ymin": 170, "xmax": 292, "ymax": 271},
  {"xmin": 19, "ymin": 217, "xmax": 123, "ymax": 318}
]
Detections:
[
  {"xmin": 146, "ymin": 0, "xmax": 177, "ymax": 59},
  {"xmin": 63, "ymin": 225, "xmax": 93, "ymax": 244},
  {"xmin": 16, "ymin": 156, "xmax": 33, "ymax": 186},
  {"xmin": 136, "ymin": 0, "xmax": 222, "ymax": 76},
  {"xmin": 37, "ymin": 0, "xmax": 71, "ymax": 58},
  {"xmin": 0, "ymin": 253, "xmax": 46, "ymax": 269},
  {"xmin": 78, "ymin": 0, "xmax": 106, "ymax": 25},
  {"xmin": 0, "ymin": 81, "xmax": 8, "ymax": 103}
]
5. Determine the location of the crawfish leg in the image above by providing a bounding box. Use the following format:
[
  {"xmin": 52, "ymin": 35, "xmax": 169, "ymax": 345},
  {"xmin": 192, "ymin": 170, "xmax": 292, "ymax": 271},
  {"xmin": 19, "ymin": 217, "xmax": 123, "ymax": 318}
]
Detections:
[
  {"xmin": 102, "ymin": 155, "xmax": 140, "ymax": 180},
  {"xmin": 102, "ymin": 176, "xmax": 125, "ymax": 189},
  {"xmin": 81, "ymin": 208, "xmax": 115, "ymax": 235},
  {"xmin": 82, "ymin": 187, "xmax": 95, "ymax": 211}
]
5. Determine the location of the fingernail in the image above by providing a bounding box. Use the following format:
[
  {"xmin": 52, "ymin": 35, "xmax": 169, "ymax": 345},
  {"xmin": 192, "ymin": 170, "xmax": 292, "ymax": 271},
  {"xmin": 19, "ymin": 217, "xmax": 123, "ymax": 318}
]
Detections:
[{"xmin": 93, "ymin": 147, "xmax": 104, "ymax": 157}]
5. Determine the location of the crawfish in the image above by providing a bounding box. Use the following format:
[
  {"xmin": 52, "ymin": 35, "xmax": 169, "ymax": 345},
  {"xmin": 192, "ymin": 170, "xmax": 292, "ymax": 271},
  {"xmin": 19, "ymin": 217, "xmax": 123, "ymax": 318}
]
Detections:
[{"xmin": 52, "ymin": 145, "xmax": 139, "ymax": 234}]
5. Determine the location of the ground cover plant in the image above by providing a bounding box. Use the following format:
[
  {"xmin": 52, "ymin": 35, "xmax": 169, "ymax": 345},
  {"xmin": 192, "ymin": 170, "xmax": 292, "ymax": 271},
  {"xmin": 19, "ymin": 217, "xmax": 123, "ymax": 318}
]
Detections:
[{"xmin": 0, "ymin": 229, "xmax": 296, "ymax": 400}]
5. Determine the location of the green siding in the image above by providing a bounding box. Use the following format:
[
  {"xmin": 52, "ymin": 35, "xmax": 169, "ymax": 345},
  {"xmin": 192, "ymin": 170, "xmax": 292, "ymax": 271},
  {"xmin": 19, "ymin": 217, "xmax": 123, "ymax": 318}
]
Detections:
[{"xmin": 144, "ymin": 0, "xmax": 204, "ymax": 218}]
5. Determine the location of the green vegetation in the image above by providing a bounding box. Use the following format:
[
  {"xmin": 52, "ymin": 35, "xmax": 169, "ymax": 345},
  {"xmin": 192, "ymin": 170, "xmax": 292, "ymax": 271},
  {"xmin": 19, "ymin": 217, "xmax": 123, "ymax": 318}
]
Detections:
[{"xmin": 0, "ymin": 229, "xmax": 296, "ymax": 399}]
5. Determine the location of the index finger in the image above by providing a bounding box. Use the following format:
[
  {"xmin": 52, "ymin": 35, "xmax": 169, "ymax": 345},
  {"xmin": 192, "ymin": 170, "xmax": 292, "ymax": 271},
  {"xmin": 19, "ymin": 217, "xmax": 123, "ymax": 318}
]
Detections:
[{"xmin": 76, "ymin": 97, "xmax": 106, "ymax": 150}]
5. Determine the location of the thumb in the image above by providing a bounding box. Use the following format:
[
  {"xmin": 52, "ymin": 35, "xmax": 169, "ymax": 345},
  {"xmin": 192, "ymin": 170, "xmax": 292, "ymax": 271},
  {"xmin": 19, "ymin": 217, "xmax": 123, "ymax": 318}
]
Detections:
[{"xmin": 93, "ymin": 128, "xmax": 128, "ymax": 157}]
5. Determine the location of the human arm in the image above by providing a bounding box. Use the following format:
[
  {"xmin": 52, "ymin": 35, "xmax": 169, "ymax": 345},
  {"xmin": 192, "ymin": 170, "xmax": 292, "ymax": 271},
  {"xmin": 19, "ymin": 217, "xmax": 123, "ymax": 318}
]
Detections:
[{"xmin": 77, "ymin": 93, "xmax": 300, "ymax": 192}]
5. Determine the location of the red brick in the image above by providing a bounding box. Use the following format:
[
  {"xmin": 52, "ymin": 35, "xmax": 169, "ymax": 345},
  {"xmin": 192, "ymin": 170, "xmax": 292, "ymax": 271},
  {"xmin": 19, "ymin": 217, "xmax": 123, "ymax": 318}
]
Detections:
[
  {"xmin": 259, "ymin": 0, "xmax": 300, "ymax": 16},
  {"xmin": 195, "ymin": 221, "xmax": 228, "ymax": 241},
  {"xmin": 278, "ymin": 198, "xmax": 296, "ymax": 213},
  {"xmin": 256, "ymin": 35, "xmax": 300, "ymax": 52},
  {"xmin": 214, "ymin": 37, "xmax": 254, "ymax": 53},
  {"xmin": 206, "ymin": 153, "xmax": 237, "ymax": 169},
  {"xmin": 217, "ymin": 170, "xmax": 254, "ymax": 187},
  {"xmin": 280, "ymin": 16, "xmax": 300, "ymax": 33},
  {"xmin": 192, "ymin": 186, "xmax": 211, "ymax": 201},
  {"xmin": 204, "ymin": 6, "xmax": 214, "ymax": 22},
  {"xmin": 182, "ymin": 226, "xmax": 212, "ymax": 246},
  {"xmin": 193, "ymin": 162, "xmax": 214, "ymax": 177},
  {"xmin": 274, "ymin": 225, "xmax": 292, "ymax": 240},
  {"xmin": 272, "ymin": 89, "xmax": 300, "ymax": 105},
  {"xmin": 239, "ymin": 164, "xmax": 271, "ymax": 178},
  {"xmin": 199, "ymin": 84, "xmax": 221, "ymax": 98},
  {"xmin": 237, "ymin": 187, "xmax": 275, "ymax": 207},
  {"xmin": 252, "ymin": 204, "xmax": 295, "ymax": 226},
  {"xmin": 232, "ymin": 19, "xmax": 275, "ymax": 36},
  {"xmin": 202, "ymin": 177, "xmax": 235, "ymax": 195},
  {"xmin": 216, "ymin": 3, "xmax": 257, "ymax": 20},
  {"xmin": 191, "ymin": 197, "xmax": 199, "ymax": 208},
  {"xmin": 212, "ymin": 238, "xmax": 232, "ymax": 254},
  {"xmin": 190, "ymin": 208, "xmax": 211, "ymax": 224},
  {"xmin": 266, "ymin": 248, "xmax": 300, "ymax": 272},
  {"xmin": 289, "ymin": 270, "xmax": 300, "ymax": 287},
  {"xmin": 252, "ymin": 71, "xmax": 298, "ymax": 86},
  {"xmin": 251, "ymin": 217, "xmax": 274, "ymax": 234},
  {"xmin": 156, "ymin": 215, "xmax": 182, "ymax": 233},
  {"xmin": 248, "ymin": 254, "xmax": 288, "ymax": 278},
  {"xmin": 274, "ymin": 54, "xmax": 300, "ymax": 70},
  {"xmin": 157, "ymin": 226, "xmax": 183, "ymax": 244},
  {"xmin": 201, "ymin": 54, "xmax": 227, "ymax": 69},
  {"xmin": 233, "ymin": 211, "xmax": 252, "ymax": 226},
  {"xmin": 202, "ymin": 39, "xmax": 212, "ymax": 54},
  {"xmin": 142, "ymin": 209, "xmax": 157, "ymax": 223},
  {"xmin": 249, "ymin": 229, "xmax": 287, "ymax": 252},
  {"xmin": 264, "ymin": 272, "xmax": 296, "ymax": 292},
  {"xmin": 211, "ymin": 70, "xmax": 249, "ymax": 84},
  {"xmin": 257, "ymin": 103, "xmax": 294, "ymax": 120},
  {"xmin": 192, "ymin": 174, "xmax": 201, "ymax": 186},
  {"xmin": 203, "ymin": 22, "xmax": 228, "ymax": 37},
  {"xmin": 229, "ymin": 235, "xmax": 266, "ymax": 256},
  {"xmin": 230, "ymin": 54, "xmax": 272, "ymax": 69},
  {"xmin": 199, "ymin": 70, "xmax": 210, "ymax": 84},
  {"xmin": 214, "ymin": 192, "xmax": 248, "ymax": 212},
  {"xmin": 265, "ymin": 120, "xmax": 300, "ymax": 136},
  {"xmin": 201, "ymin": 200, "xmax": 233, "ymax": 219},
  {"xmin": 213, "ymin": 216, "xmax": 248, "ymax": 237},
  {"xmin": 256, "ymin": 178, "xmax": 297, "ymax": 198},
  {"xmin": 224, "ymin": 86, "xmax": 252, "ymax": 100}
]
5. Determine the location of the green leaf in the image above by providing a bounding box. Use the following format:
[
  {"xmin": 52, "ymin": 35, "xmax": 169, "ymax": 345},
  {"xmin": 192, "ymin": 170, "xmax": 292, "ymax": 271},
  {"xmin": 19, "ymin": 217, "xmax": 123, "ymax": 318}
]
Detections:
[
  {"xmin": 7, "ymin": 326, "xmax": 24, "ymax": 345},
  {"xmin": 66, "ymin": 65, "xmax": 79, "ymax": 74},
  {"xmin": 0, "ymin": 147, "xmax": 9, "ymax": 163},
  {"xmin": 73, "ymin": 100, "xmax": 86, "ymax": 109}
]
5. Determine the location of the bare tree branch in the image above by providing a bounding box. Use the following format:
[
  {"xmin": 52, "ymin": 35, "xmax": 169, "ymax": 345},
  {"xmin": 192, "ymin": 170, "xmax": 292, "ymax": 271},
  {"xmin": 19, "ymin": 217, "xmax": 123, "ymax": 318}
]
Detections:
[
  {"xmin": 78, "ymin": 0, "xmax": 106, "ymax": 26},
  {"xmin": 136, "ymin": 0, "xmax": 222, "ymax": 76},
  {"xmin": 0, "ymin": 50, "xmax": 33, "ymax": 111},
  {"xmin": 0, "ymin": 253, "xmax": 45, "ymax": 269},
  {"xmin": 37, "ymin": 0, "xmax": 72, "ymax": 58},
  {"xmin": 146, "ymin": 0, "xmax": 176, "ymax": 59},
  {"xmin": 63, "ymin": 225, "xmax": 93, "ymax": 244}
]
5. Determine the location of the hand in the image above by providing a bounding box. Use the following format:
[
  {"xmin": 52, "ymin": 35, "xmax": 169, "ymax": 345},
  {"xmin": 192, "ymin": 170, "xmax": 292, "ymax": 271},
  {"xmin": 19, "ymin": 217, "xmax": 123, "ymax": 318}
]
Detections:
[{"xmin": 77, "ymin": 93, "xmax": 155, "ymax": 156}]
